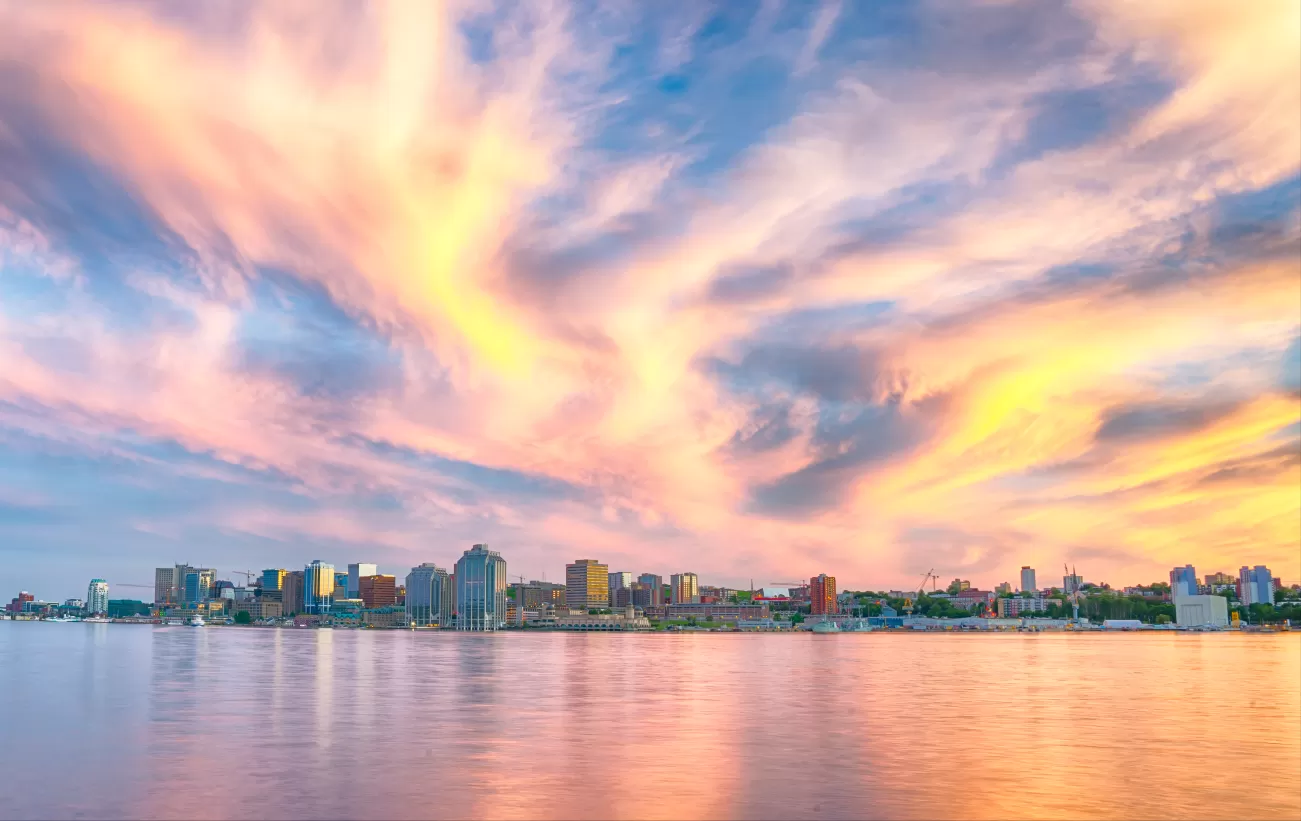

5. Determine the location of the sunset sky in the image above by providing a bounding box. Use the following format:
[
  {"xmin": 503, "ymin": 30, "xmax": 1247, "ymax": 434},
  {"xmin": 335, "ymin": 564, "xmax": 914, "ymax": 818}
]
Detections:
[{"xmin": 0, "ymin": 0, "xmax": 1297, "ymax": 599}]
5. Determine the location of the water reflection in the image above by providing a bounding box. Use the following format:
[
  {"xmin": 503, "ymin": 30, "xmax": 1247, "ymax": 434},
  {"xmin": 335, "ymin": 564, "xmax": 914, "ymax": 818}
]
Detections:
[{"xmin": 0, "ymin": 626, "xmax": 1297, "ymax": 820}]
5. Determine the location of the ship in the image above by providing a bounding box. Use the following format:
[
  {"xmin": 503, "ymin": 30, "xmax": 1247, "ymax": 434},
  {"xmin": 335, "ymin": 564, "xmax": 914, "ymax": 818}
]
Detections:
[{"xmin": 187, "ymin": 615, "xmax": 205, "ymax": 627}]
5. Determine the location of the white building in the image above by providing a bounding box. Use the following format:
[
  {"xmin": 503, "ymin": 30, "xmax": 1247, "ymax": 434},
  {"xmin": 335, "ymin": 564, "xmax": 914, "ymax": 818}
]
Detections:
[
  {"xmin": 86, "ymin": 579, "xmax": 109, "ymax": 615},
  {"xmin": 1020, "ymin": 566, "xmax": 1036, "ymax": 593},
  {"xmin": 1176, "ymin": 594, "xmax": 1229, "ymax": 627}
]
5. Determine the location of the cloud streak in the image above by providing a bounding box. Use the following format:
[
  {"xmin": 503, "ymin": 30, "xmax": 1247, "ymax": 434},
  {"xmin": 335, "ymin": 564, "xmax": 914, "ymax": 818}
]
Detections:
[{"xmin": 0, "ymin": 0, "xmax": 1297, "ymax": 597}]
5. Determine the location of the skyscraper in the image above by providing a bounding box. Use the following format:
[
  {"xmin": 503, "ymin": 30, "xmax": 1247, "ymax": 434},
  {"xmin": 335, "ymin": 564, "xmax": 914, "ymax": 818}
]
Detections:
[
  {"xmin": 1169, "ymin": 565, "xmax": 1198, "ymax": 598},
  {"xmin": 347, "ymin": 563, "xmax": 378, "ymax": 598},
  {"xmin": 566, "ymin": 559, "xmax": 609, "ymax": 610},
  {"xmin": 607, "ymin": 571, "xmax": 633, "ymax": 606},
  {"xmin": 184, "ymin": 569, "xmax": 215, "ymax": 604},
  {"xmin": 304, "ymin": 560, "xmax": 335, "ymax": 614},
  {"xmin": 358, "ymin": 575, "xmax": 397, "ymax": 609},
  {"xmin": 670, "ymin": 572, "xmax": 699, "ymax": 604},
  {"xmin": 406, "ymin": 563, "xmax": 452, "ymax": 627},
  {"xmin": 810, "ymin": 574, "xmax": 838, "ymax": 615},
  {"xmin": 1063, "ymin": 573, "xmax": 1083, "ymax": 595},
  {"xmin": 86, "ymin": 579, "xmax": 108, "ymax": 615},
  {"xmin": 455, "ymin": 544, "xmax": 507, "ymax": 631},
  {"xmin": 1020, "ymin": 566, "xmax": 1036, "ymax": 593},
  {"xmin": 154, "ymin": 567, "xmax": 175, "ymax": 606},
  {"xmin": 261, "ymin": 569, "xmax": 287, "ymax": 592},
  {"xmin": 1239, "ymin": 566, "xmax": 1274, "ymax": 605},
  {"xmin": 637, "ymin": 574, "xmax": 664, "ymax": 605},
  {"xmin": 281, "ymin": 570, "xmax": 304, "ymax": 615}
]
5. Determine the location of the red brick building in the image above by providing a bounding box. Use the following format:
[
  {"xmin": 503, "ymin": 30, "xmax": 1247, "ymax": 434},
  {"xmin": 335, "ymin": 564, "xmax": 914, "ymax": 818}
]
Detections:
[{"xmin": 810, "ymin": 574, "xmax": 838, "ymax": 615}]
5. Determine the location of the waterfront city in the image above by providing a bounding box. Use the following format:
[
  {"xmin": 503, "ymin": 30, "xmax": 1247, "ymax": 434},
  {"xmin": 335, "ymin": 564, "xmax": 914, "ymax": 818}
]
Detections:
[{"xmin": 6, "ymin": 551, "xmax": 1296, "ymax": 633}]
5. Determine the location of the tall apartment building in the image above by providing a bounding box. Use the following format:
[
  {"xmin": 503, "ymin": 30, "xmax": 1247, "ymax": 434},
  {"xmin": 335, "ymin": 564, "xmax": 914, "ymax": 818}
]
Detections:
[
  {"xmin": 456, "ymin": 544, "xmax": 507, "ymax": 631},
  {"xmin": 1169, "ymin": 565, "xmax": 1198, "ymax": 598},
  {"xmin": 347, "ymin": 563, "xmax": 377, "ymax": 598},
  {"xmin": 670, "ymin": 572, "xmax": 699, "ymax": 604},
  {"xmin": 1020, "ymin": 566, "xmax": 1036, "ymax": 593},
  {"xmin": 1239, "ymin": 566, "xmax": 1274, "ymax": 605},
  {"xmin": 406, "ymin": 563, "xmax": 452, "ymax": 627},
  {"xmin": 304, "ymin": 560, "xmax": 335, "ymax": 614},
  {"xmin": 1063, "ymin": 574, "xmax": 1083, "ymax": 594},
  {"xmin": 567, "ymin": 560, "xmax": 609, "ymax": 610},
  {"xmin": 358, "ymin": 575, "xmax": 397, "ymax": 609},
  {"xmin": 607, "ymin": 571, "xmax": 633, "ymax": 606},
  {"xmin": 86, "ymin": 579, "xmax": 109, "ymax": 615},
  {"xmin": 637, "ymin": 574, "xmax": 664, "ymax": 605},
  {"xmin": 810, "ymin": 574, "xmax": 838, "ymax": 615}
]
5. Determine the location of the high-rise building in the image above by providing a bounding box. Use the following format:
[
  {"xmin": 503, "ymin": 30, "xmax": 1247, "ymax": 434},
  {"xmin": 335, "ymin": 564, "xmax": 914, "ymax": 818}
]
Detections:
[
  {"xmin": 281, "ymin": 570, "xmax": 304, "ymax": 615},
  {"xmin": 456, "ymin": 544, "xmax": 507, "ymax": 631},
  {"xmin": 358, "ymin": 575, "xmax": 397, "ymax": 609},
  {"xmin": 261, "ymin": 569, "xmax": 287, "ymax": 592},
  {"xmin": 670, "ymin": 572, "xmax": 700, "ymax": 604},
  {"xmin": 407, "ymin": 564, "xmax": 452, "ymax": 627},
  {"xmin": 810, "ymin": 574, "xmax": 838, "ymax": 615},
  {"xmin": 607, "ymin": 571, "xmax": 633, "ymax": 606},
  {"xmin": 1020, "ymin": 566, "xmax": 1037, "ymax": 593},
  {"xmin": 567, "ymin": 560, "xmax": 609, "ymax": 610},
  {"xmin": 184, "ymin": 569, "xmax": 215, "ymax": 604},
  {"xmin": 637, "ymin": 574, "xmax": 664, "ymax": 605},
  {"xmin": 996, "ymin": 582, "xmax": 1012, "ymax": 595},
  {"xmin": 1063, "ymin": 574, "xmax": 1083, "ymax": 595},
  {"xmin": 86, "ymin": 579, "xmax": 109, "ymax": 615},
  {"xmin": 1169, "ymin": 565, "xmax": 1198, "ymax": 598},
  {"xmin": 304, "ymin": 560, "xmax": 335, "ymax": 614},
  {"xmin": 630, "ymin": 582, "xmax": 655, "ymax": 608},
  {"xmin": 512, "ymin": 582, "xmax": 544, "ymax": 610},
  {"xmin": 154, "ymin": 567, "xmax": 175, "ymax": 606},
  {"xmin": 1239, "ymin": 566, "xmax": 1274, "ymax": 605},
  {"xmin": 347, "ymin": 563, "xmax": 378, "ymax": 598}
]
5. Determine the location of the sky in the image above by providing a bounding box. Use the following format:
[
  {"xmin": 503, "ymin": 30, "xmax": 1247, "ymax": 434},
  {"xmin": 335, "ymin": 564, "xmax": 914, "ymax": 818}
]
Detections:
[{"xmin": 0, "ymin": 0, "xmax": 1298, "ymax": 601}]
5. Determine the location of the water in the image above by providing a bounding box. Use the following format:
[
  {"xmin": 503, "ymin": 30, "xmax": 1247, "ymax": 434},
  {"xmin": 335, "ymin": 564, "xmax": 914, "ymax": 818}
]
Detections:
[{"xmin": 1, "ymin": 624, "xmax": 1298, "ymax": 820}]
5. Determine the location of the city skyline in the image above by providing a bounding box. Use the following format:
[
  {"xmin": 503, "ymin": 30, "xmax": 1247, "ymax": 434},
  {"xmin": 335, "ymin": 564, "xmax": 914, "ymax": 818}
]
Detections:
[
  {"xmin": 8, "ymin": 552, "xmax": 1288, "ymax": 606},
  {"xmin": 0, "ymin": 1, "xmax": 1298, "ymax": 600}
]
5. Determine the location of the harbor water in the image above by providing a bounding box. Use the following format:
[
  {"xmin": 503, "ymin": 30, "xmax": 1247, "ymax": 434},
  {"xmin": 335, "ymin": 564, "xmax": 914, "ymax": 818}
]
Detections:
[{"xmin": 1, "ymin": 624, "xmax": 1297, "ymax": 819}]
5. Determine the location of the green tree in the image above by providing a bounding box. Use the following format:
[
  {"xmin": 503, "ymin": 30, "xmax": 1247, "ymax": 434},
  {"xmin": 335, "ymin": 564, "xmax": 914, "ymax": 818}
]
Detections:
[
  {"xmin": 789, "ymin": 612, "xmax": 805, "ymax": 625},
  {"xmin": 1156, "ymin": 614, "xmax": 1171, "ymax": 625},
  {"xmin": 234, "ymin": 610, "xmax": 252, "ymax": 625}
]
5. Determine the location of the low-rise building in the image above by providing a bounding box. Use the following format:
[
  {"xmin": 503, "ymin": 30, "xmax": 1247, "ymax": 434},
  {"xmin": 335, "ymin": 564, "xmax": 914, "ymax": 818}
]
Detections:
[
  {"xmin": 1175, "ymin": 594, "xmax": 1230, "ymax": 627},
  {"xmin": 997, "ymin": 596, "xmax": 1048, "ymax": 617},
  {"xmin": 646, "ymin": 603, "xmax": 770, "ymax": 621},
  {"xmin": 233, "ymin": 599, "xmax": 283, "ymax": 620},
  {"xmin": 362, "ymin": 607, "xmax": 407, "ymax": 628}
]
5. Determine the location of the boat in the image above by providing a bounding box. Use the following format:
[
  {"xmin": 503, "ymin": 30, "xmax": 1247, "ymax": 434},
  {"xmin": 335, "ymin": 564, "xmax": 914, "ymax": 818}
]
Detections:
[
  {"xmin": 83, "ymin": 616, "xmax": 109, "ymax": 623},
  {"xmin": 811, "ymin": 618, "xmax": 841, "ymax": 633},
  {"xmin": 187, "ymin": 616, "xmax": 205, "ymax": 627}
]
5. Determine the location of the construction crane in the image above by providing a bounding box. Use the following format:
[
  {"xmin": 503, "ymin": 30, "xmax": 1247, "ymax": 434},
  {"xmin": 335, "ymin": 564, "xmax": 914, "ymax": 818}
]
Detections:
[
  {"xmin": 230, "ymin": 571, "xmax": 256, "ymax": 586},
  {"xmin": 114, "ymin": 583, "xmax": 153, "ymax": 589},
  {"xmin": 905, "ymin": 569, "xmax": 940, "ymax": 616},
  {"xmin": 1064, "ymin": 563, "xmax": 1081, "ymax": 622}
]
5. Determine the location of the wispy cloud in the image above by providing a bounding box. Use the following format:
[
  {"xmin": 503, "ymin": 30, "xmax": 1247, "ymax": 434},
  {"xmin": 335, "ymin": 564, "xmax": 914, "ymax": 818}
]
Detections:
[{"xmin": 0, "ymin": 0, "xmax": 1296, "ymax": 596}]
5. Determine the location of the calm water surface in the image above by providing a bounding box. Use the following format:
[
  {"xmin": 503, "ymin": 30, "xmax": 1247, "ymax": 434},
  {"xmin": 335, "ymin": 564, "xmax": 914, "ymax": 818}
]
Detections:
[{"xmin": 1, "ymin": 624, "xmax": 1298, "ymax": 820}]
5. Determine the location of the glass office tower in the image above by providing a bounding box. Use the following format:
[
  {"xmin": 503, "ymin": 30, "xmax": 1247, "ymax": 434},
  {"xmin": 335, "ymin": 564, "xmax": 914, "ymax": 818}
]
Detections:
[{"xmin": 454, "ymin": 545, "xmax": 507, "ymax": 631}]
